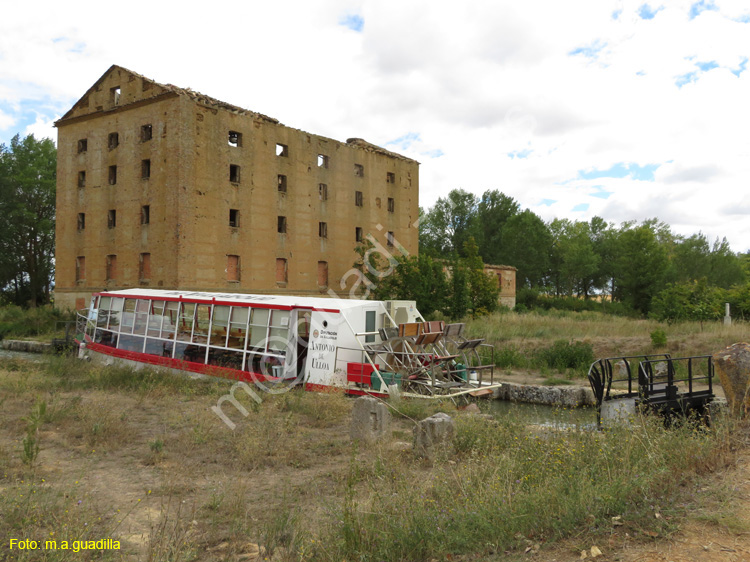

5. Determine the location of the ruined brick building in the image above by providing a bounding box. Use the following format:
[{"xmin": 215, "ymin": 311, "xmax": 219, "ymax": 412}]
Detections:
[{"xmin": 54, "ymin": 66, "xmax": 419, "ymax": 310}]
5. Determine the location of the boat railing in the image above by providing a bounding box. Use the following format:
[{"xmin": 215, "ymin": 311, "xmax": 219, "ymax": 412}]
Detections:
[{"xmin": 588, "ymin": 353, "xmax": 715, "ymax": 426}]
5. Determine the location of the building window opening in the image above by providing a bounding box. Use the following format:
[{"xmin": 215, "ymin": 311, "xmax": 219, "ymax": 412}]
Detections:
[
  {"xmin": 355, "ymin": 191, "xmax": 363, "ymax": 207},
  {"xmin": 108, "ymin": 165, "xmax": 117, "ymax": 185},
  {"xmin": 388, "ymin": 197, "xmax": 395, "ymax": 213},
  {"xmin": 387, "ymin": 231, "xmax": 395, "ymax": 247},
  {"xmin": 111, "ymin": 86, "xmax": 121, "ymax": 105},
  {"xmin": 141, "ymin": 205, "xmax": 150, "ymax": 225},
  {"xmin": 77, "ymin": 213, "xmax": 85, "ymax": 231},
  {"xmin": 228, "ymin": 131, "xmax": 242, "ymax": 147},
  {"xmin": 108, "ymin": 132, "xmax": 119, "ymax": 149},
  {"xmin": 106, "ymin": 255, "xmax": 117, "ymax": 281},
  {"xmin": 276, "ymin": 258, "xmax": 288, "ymax": 283},
  {"xmin": 277, "ymin": 174, "xmax": 287, "ymax": 193},
  {"xmin": 229, "ymin": 209, "xmax": 240, "ymax": 227},
  {"xmin": 76, "ymin": 256, "xmax": 86, "ymax": 282},
  {"xmin": 276, "ymin": 143, "xmax": 288, "ymax": 157},
  {"xmin": 229, "ymin": 164, "xmax": 241, "ymax": 183},
  {"xmin": 317, "ymin": 261, "xmax": 328, "ymax": 288},
  {"xmin": 387, "ymin": 172, "xmax": 395, "ymax": 183},
  {"xmin": 317, "ymin": 154, "xmax": 328, "ymax": 168},
  {"xmin": 319, "ymin": 183, "xmax": 328, "ymax": 201},
  {"xmin": 355, "ymin": 227, "xmax": 363, "ymax": 243},
  {"xmin": 77, "ymin": 171, "xmax": 86, "ymax": 188},
  {"xmin": 141, "ymin": 124, "xmax": 153, "ymax": 142},
  {"xmin": 77, "ymin": 139, "xmax": 87, "ymax": 153},
  {"xmin": 354, "ymin": 163, "xmax": 364, "ymax": 177},
  {"xmin": 108, "ymin": 209, "xmax": 117, "ymax": 229},
  {"xmin": 139, "ymin": 253, "xmax": 151, "ymax": 281},
  {"xmin": 319, "ymin": 222, "xmax": 328, "ymax": 238},
  {"xmin": 142, "ymin": 159, "xmax": 151, "ymax": 179},
  {"xmin": 227, "ymin": 255, "xmax": 240, "ymax": 282},
  {"xmin": 277, "ymin": 216, "xmax": 287, "ymax": 234}
]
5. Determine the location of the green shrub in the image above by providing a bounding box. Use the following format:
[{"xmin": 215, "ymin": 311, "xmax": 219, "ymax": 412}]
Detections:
[
  {"xmin": 0, "ymin": 305, "xmax": 74, "ymax": 339},
  {"xmin": 536, "ymin": 340, "xmax": 595, "ymax": 374},
  {"xmin": 650, "ymin": 328, "xmax": 668, "ymax": 348},
  {"xmin": 494, "ymin": 345, "xmax": 529, "ymax": 369}
]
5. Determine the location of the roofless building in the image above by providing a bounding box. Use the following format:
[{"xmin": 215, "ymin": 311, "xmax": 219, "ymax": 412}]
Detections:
[{"xmin": 54, "ymin": 65, "xmax": 419, "ymax": 311}]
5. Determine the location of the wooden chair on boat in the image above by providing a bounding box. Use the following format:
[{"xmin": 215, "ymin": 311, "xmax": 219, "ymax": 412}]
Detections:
[{"xmin": 455, "ymin": 339, "xmax": 495, "ymax": 385}]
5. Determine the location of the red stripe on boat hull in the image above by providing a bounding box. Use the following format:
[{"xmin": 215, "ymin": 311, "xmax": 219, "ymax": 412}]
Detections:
[{"xmin": 84, "ymin": 341, "xmax": 275, "ymax": 384}]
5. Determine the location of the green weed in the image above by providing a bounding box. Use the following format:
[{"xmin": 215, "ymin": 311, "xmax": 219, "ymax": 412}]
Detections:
[
  {"xmin": 536, "ymin": 339, "xmax": 595, "ymax": 375},
  {"xmin": 651, "ymin": 328, "xmax": 668, "ymax": 348}
]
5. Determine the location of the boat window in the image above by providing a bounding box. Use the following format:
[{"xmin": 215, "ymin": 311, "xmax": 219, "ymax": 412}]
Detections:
[
  {"xmin": 207, "ymin": 349, "xmax": 243, "ymax": 370},
  {"xmin": 193, "ymin": 304, "xmax": 211, "ymax": 343},
  {"xmin": 248, "ymin": 308, "xmax": 270, "ymax": 351},
  {"xmin": 145, "ymin": 338, "xmax": 171, "ymax": 357},
  {"xmin": 298, "ymin": 311, "xmax": 311, "ymax": 338},
  {"xmin": 108, "ymin": 298, "xmax": 124, "ymax": 330},
  {"xmin": 270, "ymin": 310, "xmax": 290, "ymax": 328},
  {"xmin": 177, "ymin": 302, "xmax": 195, "ymax": 341},
  {"xmin": 268, "ymin": 309, "xmax": 290, "ymax": 353},
  {"xmin": 133, "ymin": 299, "xmax": 149, "ymax": 335},
  {"xmin": 118, "ymin": 334, "xmax": 144, "ymax": 353},
  {"xmin": 120, "ymin": 299, "xmax": 137, "ymax": 333},
  {"xmin": 147, "ymin": 300, "xmax": 165, "ymax": 337},
  {"xmin": 227, "ymin": 307, "xmax": 249, "ymax": 350},
  {"xmin": 174, "ymin": 342, "xmax": 206, "ymax": 364},
  {"xmin": 162, "ymin": 301, "xmax": 178, "ymax": 338},
  {"xmin": 95, "ymin": 297, "xmax": 110, "ymax": 329},
  {"xmin": 365, "ymin": 310, "xmax": 376, "ymax": 343},
  {"xmin": 94, "ymin": 329, "xmax": 117, "ymax": 348},
  {"xmin": 210, "ymin": 306, "xmax": 230, "ymax": 347}
]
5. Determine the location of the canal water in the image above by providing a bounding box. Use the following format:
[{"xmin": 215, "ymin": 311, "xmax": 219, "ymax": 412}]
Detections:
[{"xmin": 485, "ymin": 398, "xmax": 596, "ymax": 429}]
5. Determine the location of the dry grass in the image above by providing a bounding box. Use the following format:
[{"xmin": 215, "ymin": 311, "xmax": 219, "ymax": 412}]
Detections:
[
  {"xmin": 466, "ymin": 310, "xmax": 750, "ymax": 371},
  {"xmin": 1, "ymin": 318, "xmax": 749, "ymax": 561}
]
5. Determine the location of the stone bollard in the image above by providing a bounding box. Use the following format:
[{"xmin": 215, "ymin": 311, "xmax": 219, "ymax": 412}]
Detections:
[
  {"xmin": 713, "ymin": 343, "xmax": 750, "ymax": 418},
  {"xmin": 350, "ymin": 396, "xmax": 391, "ymax": 443},
  {"xmin": 413, "ymin": 412, "xmax": 455, "ymax": 458}
]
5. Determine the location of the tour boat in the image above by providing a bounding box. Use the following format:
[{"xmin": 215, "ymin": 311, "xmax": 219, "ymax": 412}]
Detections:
[{"xmin": 77, "ymin": 289, "xmax": 497, "ymax": 397}]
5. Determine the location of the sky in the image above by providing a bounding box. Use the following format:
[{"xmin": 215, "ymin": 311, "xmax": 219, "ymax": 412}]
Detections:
[{"xmin": 1, "ymin": 0, "xmax": 749, "ymax": 251}]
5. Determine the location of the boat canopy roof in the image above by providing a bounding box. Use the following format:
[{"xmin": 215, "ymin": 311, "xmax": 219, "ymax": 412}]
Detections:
[{"xmin": 94, "ymin": 288, "xmax": 378, "ymax": 313}]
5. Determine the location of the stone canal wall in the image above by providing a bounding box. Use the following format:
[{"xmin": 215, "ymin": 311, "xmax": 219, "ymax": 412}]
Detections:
[
  {"xmin": 1, "ymin": 340, "xmax": 52, "ymax": 353},
  {"xmin": 494, "ymin": 382, "xmax": 595, "ymax": 407}
]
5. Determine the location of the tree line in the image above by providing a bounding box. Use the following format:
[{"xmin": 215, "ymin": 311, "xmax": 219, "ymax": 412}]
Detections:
[{"xmin": 415, "ymin": 188, "xmax": 749, "ymax": 320}]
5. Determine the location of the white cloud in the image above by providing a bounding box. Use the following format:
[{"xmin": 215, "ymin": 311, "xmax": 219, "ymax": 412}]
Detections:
[
  {"xmin": 0, "ymin": 109, "xmax": 15, "ymax": 131},
  {"xmin": 1, "ymin": 0, "xmax": 749, "ymax": 250},
  {"xmin": 24, "ymin": 114, "xmax": 57, "ymax": 144}
]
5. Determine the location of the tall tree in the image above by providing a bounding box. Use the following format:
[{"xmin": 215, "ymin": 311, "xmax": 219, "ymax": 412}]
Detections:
[
  {"xmin": 708, "ymin": 236, "xmax": 745, "ymax": 288},
  {"xmin": 463, "ymin": 237, "xmax": 500, "ymax": 316},
  {"xmin": 613, "ymin": 222, "xmax": 669, "ymax": 314},
  {"xmin": 475, "ymin": 190, "xmax": 519, "ymax": 264},
  {"xmin": 669, "ymin": 233, "xmax": 711, "ymax": 284},
  {"xmin": 0, "ymin": 134, "xmax": 57, "ymax": 307},
  {"xmin": 499, "ymin": 210, "xmax": 552, "ymax": 289},
  {"xmin": 548, "ymin": 219, "xmax": 600, "ymax": 298},
  {"xmin": 419, "ymin": 189, "xmax": 479, "ymax": 257},
  {"xmin": 589, "ymin": 216, "xmax": 618, "ymax": 296}
]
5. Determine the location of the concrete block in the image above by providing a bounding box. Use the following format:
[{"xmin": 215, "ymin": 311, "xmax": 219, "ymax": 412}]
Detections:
[
  {"xmin": 413, "ymin": 412, "xmax": 455, "ymax": 458},
  {"xmin": 350, "ymin": 396, "xmax": 391, "ymax": 443}
]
